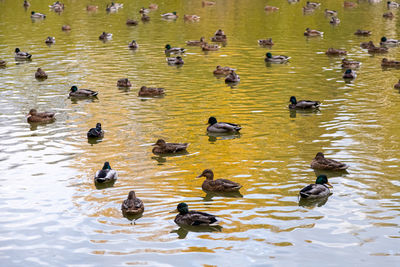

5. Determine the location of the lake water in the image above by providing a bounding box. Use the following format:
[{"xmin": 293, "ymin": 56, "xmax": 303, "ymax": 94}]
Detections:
[{"xmin": 0, "ymin": 0, "xmax": 399, "ymax": 266}]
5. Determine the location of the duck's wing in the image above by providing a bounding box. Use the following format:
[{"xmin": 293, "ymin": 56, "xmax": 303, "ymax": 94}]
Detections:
[
  {"xmin": 300, "ymin": 184, "xmax": 329, "ymax": 198},
  {"xmin": 188, "ymin": 211, "xmax": 218, "ymax": 226},
  {"xmin": 214, "ymin": 179, "xmax": 242, "ymax": 190}
]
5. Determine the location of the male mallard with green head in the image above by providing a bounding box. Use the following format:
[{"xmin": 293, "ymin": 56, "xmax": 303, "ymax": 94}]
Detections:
[
  {"xmin": 94, "ymin": 162, "xmax": 117, "ymax": 183},
  {"xmin": 174, "ymin": 203, "xmax": 218, "ymax": 226},
  {"xmin": 311, "ymin": 152, "xmax": 349, "ymax": 170},
  {"xmin": 197, "ymin": 169, "xmax": 242, "ymax": 192},
  {"xmin": 299, "ymin": 175, "xmax": 332, "ymax": 199}
]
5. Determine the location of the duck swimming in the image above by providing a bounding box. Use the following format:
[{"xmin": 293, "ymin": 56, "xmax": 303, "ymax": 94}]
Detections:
[
  {"xmin": 94, "ymin": 162, "xmax": 117, "ymax": 183},
  {"xmin": 299, "ymin": 175, "xmax": 332, "ymax": 199},
  {"xmin": 265, "ymin": 52, "xmax": 290, "ymax": 63},
  {"xmin": 174, "ymin": 203, "xmax": 218, "ymax": 226},
  {"xmin": 121, "ymin": 191, "xmax": 144, "ymax": 215},
  {"xmin": 69, "ymin": 85, "xmax": 98, "ymax": 98},
  {"xmin": 311, "ymin": 152, "xmax": 349, "ymax": 170},
  {"xmin": 45, "ymin": 37, "xmax": 55, "ymax": 44},
  {"xmin": 35, "ymin": 68, "xmax": 47, "ymax": 79},
  {"xmin": 343, "ymin": 69, "xmax": 356, "ymax": 79},
  {"xmin": 289, "ymin": 96, "xmax": 320, "ymax": 109},
  {"xmin": 207, "ymin": 116, "xmax": 241, "ymax": 133},
  {"xmin": 152, "ymin": 139, "xmax": 188, "ymax": 155},
  {"xmin": 15, "ymin": 48, "xmax": 32, "ymax": 60},
  {"xmin": 27, "ymin": 109, "xmax": 55, "ymax": 123},
  {"xmin": 87, "ymin": 123, "xmax": 104, "ymax": 138},
  {"xmin": 117, "ymin": 78, "xmax": 132, "ymax": 87},
  {"xmin": 166, "ymin": 56, "xmax": 184, "ymax": 65},
  {"xmin": 197, "ymin": 169, "xmax": 242, "ymax": 192},
  {"xmin": 138, "ymin": 86, "xmax": 165, "ymax": 97}
]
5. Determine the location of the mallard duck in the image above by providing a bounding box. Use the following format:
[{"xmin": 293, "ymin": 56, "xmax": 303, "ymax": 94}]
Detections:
[
  {"xmin": 341, "ymin": 58, "xmax": 361, "ymax": 69},
  {"xmin": 184, "ymin": 14, "xmax": 200, "ymax": 21},
  {"xmin": 213, "ymin": 66, "xmax": 234, "ymax": 76},
  {"xmin": 211, "ymin": 35, "xmax": 227, "ymax": 42},
  {"xmin": 161, "ymin": 12, "xmax": 178, "ymax": 19},
  {"xmin": 380, "ymin": 36, "xmax": 399, "ymax": 47},
  {"xmin": 289, "ymin": 96, "xmax": 320, "ymax": 109},
  {"xmin": 330, "ymin": 16, "xmax": 340, "ymax": 24},
  {"xmin": 99, "ymin": 32, "xmax": 112, "ymax": 40},
  {"xmin": 49, "ymin": 1, "xmax": 64, "ymax": 12},
  {"xmin": 225, "ymin": 71, "xmax": 240, "ymax": 83},
  {"xmin": 0, "ymin": 60, "xmax": 6, "ymax": 67},
  {"xmin": 141, "ymin": 13, "xmax": 150, "ymax": 22},
  {"xmin": 152, "ymin": 139, "xmax": 188, "ymax": 154},
  {"xmin": 381, "ymin": 58, "xmax": 400, "ymax": 67},
  {"xmin": 304, "ymin": 28, "xmax": 323, "ymax": 37},
  {"xmin": 383, "ymin": 11, "xmax": 394, "ymax": 18},
  {"xmin": 186, "ymin": 37, "xmax": 206, "ymax": 46},
  {"xmin": 202, "ymin": 43, "xmax": 220, "ymax": 51},
  {"xmin": 86, "ymin": 5, "xmax": 98, "ymax": 11},
  {"xmin": 394, "ymin": 79, "xmax": 400, "ymax": 89},
  {"xmin": 325, "ymin": 48, "xmax": 347, "ymax": 55},
  {"xmin": 343, "ymin": 1, "xmax": 357, "ymax": 7},
  {"xmin": 27, "ymin": 109, "xmax": 55, "ymax": 123},
  {"xmin": 87, "ymin": 123, "xmax": 104, "ymax": 138},
  {"xmin": 306, "ymin": 1, "xmax": 321, "ymax": 8},
  {"xmin": 106, "ymin": 2, "xmax": 123, "ymax": 12},
  {"xmin": 166, "ymin": 56, "xmax": 184, "ymax": 65},
  {"xmin": 139, "ymin": 7, "xmax": 150, "ymax": 14},
  {"xmin": 165, "ymin": 44, "xmax": 185, "ymax": 54},
  {"xmin": 128, "ymin": 40, "xmax": 139, "ymax": 49},
  {"xmin": 264, "ymin": 5, "xmax": 279, "ymax": 11},
  {"xmin": 258, "ymin": 38, "xmax": 274, "ymax": 46},
  {"xmin": 94, "ymin": 162, "xmax": 117, "ymax": 183},
  {"xmin": 121, "ymin": 191, "xmax": 144, "ymax": 215},
  {"xmin": 35, "ymin": 68, "xmax": 47, "ymax": 79},
  {"xmin": 265, "ymin": 52, "xmax": 290, "ymax": 63},
  {"xmin": 300, "ymin": 175, "xmax": 332, "ymax": 199},
  {"xmin": 117, "ymin": 78, "xmax": 132, "ymax": 87},
  {"xmin": 354, "ymin": 29, "xmax": 371, "ymax": 36},
  {"xmin": 197, "ymin": 169, "xmax": 242, "ymax": 192},
  {"xmin": 31, "ymin": 11, "xmax": 46, "ymax": 18},
  {"xmin": 368, "ymin": 44, "xmax": 388, "ymax": 53},
  {"xmin": 325, "ymin": 9, "xmax": 337, "ymax": 16},
  {"xmin": 23, "ymin": 0, "xmax": 30, "ymax": 7},
  {"xmin": 202, "ymin": 1, "xmax": 215, "ymax": 6},
  {"xmin": 149, "ymin": 3, "xmax": 158, "ymax": 9},
  {"xmin": 126, "ymin": 19, "xmax": 138, "ymax": 26},
  {"xmin": 45, "ymin": 36, "xmax": 55, "ymax": 44},
  {"xmin": 138, "ymin": 86, "xmax": 165, "ymax": 97},
  {"xmin": 62, "ymin": 25, "xmax": 71, "ymax": 31},
  {"xmin": 311, "ymin": 152, "xmax": 349, "ymax": 170},
  {"xmin": 69, "ymin": 85, "xmax": 98, "ymax": 98},
  {"xmin": 387, "ymin": 1, "xmax": 400, "ymax": 8},
  {"xmin": 343, "ymin": 69, "xmax": 356, "ymax": 79},
  {"xmin": 15, "ymin": 48, "xmax": 32, "ymax": 60},
  {"xmin": 207, "ymin": 116, "xmax": 241, "ymax": 133},
  {"xmin": 174, "ymin": 203, "xmax": 218, "ymax": 226}
]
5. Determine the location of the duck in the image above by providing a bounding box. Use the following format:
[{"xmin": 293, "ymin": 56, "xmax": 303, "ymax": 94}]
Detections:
[
  {"xmin": 325, "ymin": 48, "xmax": 347, "ymax": 55},
  {"xmin": 86, "ymin": 5, "xmax": 98, "ymax": 11},
  {"xmin": 152, "ymin": 139, "xmax": 188, "ymax": 155},
  {"xmin": 354, "ymin": 29, "xmax": 371, "ymax": 36},
  {"xmin": 202, "ymin": 0, "xmax": 215, "ymax": 6},
  {"xmin": 184, "ymin": 14, "xmax": 200, "ymax": 21},
  {"xmin": 381, "ymin": 58, "xmax": 400, "ymax": 67},
  {"xmin": 23, "ymin": 0, "xmax": 30, "ymax": 7},
  {"xmin": 324, "ymin": 9, "xmax": 337, "ymax": 16},
  {"xmin": 394, "ymin": 79, "xmax": 400, "ymax": 89},
  {"xmin": 121, "ymin": 191, "xmax": 144, "ymax": 215},
  {"xmin": 311, "ymin": 152, "xmax": 349, "ymax": 170},
  {"xmin": 30, "ymin": 11, "xmax": 46, "ymax": 19},
  {"xmin": 368, "ymin": 44, "xmax": 388, "ymax": 53},
  {"xmin": 126, "ymin": 19, "xmax": 138, "ymax": 26},
  {"xmin": 258, "ymin": 38, "xmax": 274, "ymax": 46},
  {"xmin": 202, "ymin": 43, "xmax": 220, "ymax": 51},
  {"xmin": 211, "ymin": 35, "xmax": 227, "ymax": 42},
  {"xmin": 213, "ymin": 66, "xmax": 235, "ymax": 76},
  {"xmin": 341, "ymin": 58, "xmax": 361, "ymax": 69},
  {"xmin": 166, "ymin": 56, "xmax": 184, "ymax": 65},
  {"xmin": 99, "ymin": 32, "xmax": 112, "ymax": 40},
  {"xmin": 380, "ymin": 36, "xmax": 399, "ymax": 47},
  {"xmin": 207, "ymin": 116, "xmax": 241, "ymax": 133},
  {"xmin": 69, "ymin": 85, "xmax": 98, "ymax": 98},
  {"xmin": 45, "ymin": 36, "xmax": 55, "ymax": 44},
  {"xmin": 15, "ymin": 48, "xmax": 32, "ymax": 60},
  {"xmin": 306, "ymin": 1, "xmax": 321, "ymax": 8},
  {"xmin": 128, "ymin": 40, "xmax": 139, "ymax": 49},
  {"xmin": 117, "ymin": 78, "xmax": 132, "ymax": 87},
  {"xmin": 87, "ymin": 123, "xmax": 104, "ymax": 138},
  {"xmin": 165, "ymin": 44, "xmax": 185, "ymax": 54},
  {"xmin": 343, "ymin": 69, "xmax": 356, "ymax": 79},
  {"xmin": 161, "ymin": 12, "xmax": 178, "ymax": 19},
  {"xmin": 387, "ymin": 1, "xmax": 400, "ymax": 8},
  {"xmin": 186, "ymin": 37, "xmax": 206, "ymax": 46},
  {"xmin": 343, "ymin": 1, "xmax": 357, "ymax": 7},
  {"xmin": 138, "ymin": 86, "xmax": 165, "ymax": 97},
  {"xmin": 330, "ymin": 16, "xmax": 340, "ymax": 24},
  {"xmin": 174, "ymin": 203, "xmax": 218, "ymax": 226},
  {"xmin": 304, "ymin": 28, "xmax": 323, "ymax": 37},
  {"xmin": 197, "ymin": 169, "xmax": 242, "ymax": 192},
  {"xmin": 0, "ymin": 60, "xmax": 6, "ymax": 67},
  {"xmin": 264, "ymin": 5, "xmax": 279, "ymax": 11},
  {"xmin": 27, "ymin": 109, "xmax": 55, "ymax": 123},
  {"xmin": 139, "ymin": 7, "xmax": 150, "ymax": 14},
  {"xmin": 35, "ymin": 68, "xmax": 48, "ymax": 79},
  {"xmin": 106, "ymin": 2, "xmax": 123, "ymax": 12},
  {"xmin": 299, "ymin": 175, "xmax": 332, "ymax": 199},
  {"xmin": 288, "ymin": 96, "xmax": 320, "ymax": 109},
  {"xmin": 94, "ymin": 162, "xmax": 117, "ymax": 183},
  {"xmin": 264, "ymin": 52, "xmax": 290, "ymax": 63},
  {"xmin": 62, "ymin": 25, "xmax": 71, "ymax": 31},
  {"xmin": 383, "ymin": 11, "xmax": 394, "ymax": 18},
  {"xmin": 225, "ymin": 70, "xmax": 240, "ymax": 83},
  {"xmin": 149, "ymin": 3, "xmax": 158, "ymax": 9},
  {"xmin": 141, "ymin": 13, "xmax": 150, "ymax": 22}
]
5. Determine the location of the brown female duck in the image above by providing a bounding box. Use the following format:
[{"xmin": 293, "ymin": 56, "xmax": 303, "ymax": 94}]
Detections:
[
  {"xmin": 121, "ymin": 191, "xmax": 144, "ymax": 215},
  {"xmin": 27, "ymin": 109, "xmax": 55, "ymax": 123},
  {"xmin": 311, "ymin": 152, "xmax": 349, "ymax": 170},
  {"xmin": 152, "ymin": 139, "xmax": 188, "ymax": 155},
  {"xmin": 197, "ymin": 169, "xmax": 242, "ymax": 192}
]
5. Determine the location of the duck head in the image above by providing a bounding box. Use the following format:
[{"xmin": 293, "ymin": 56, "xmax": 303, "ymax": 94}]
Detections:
[
  {"xmin": 152, "ymin": 139, "xmax": 166, "ymax": 147},
  {"xmin": 177, "ymin": 202, "xmax": 189, "ymax": 214},
  {"xmin": 289, "ymin": 96, "xmax": 297, "ymax": 104},
  {"xmin": 266, "ymin": 52, "xmax": 272, "ymax": 58},
  {"xmin": 102, "ymin": 161, "xmax": 111, "ymax": 170},
  {"xmin": 315, "ymin": 174, "xmax": 332, "ymax": 187},
  {"xmin": 70, "ymin": 85, "xmax": 78, "ymax": 92},
  {"xmin": 196, "ymin": 169, "xmax": 214, "ymax": 180},
  {"xmin": 207, "ymin": 116, "xmax": 217, "ymax": 125},
  {"xmin": 128, "ymin": 190, "xmax": 136, "ymax": 199}
]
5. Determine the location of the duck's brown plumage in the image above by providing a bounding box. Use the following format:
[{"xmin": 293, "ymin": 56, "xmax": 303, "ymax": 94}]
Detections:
[
  {"xmin": 310, "ymin": 152, "xmax": 348, "ymax": 170},
  {"xmin": 197, "ymin": 169, "xmax": 242, "ymax": 192},
  {"xmin": 121, "ymin": 191, "xmax": 144, "ymax": 215},
  {"xmin": 152, "ymin": 139, "xmax": 188, "ymax": 154}
]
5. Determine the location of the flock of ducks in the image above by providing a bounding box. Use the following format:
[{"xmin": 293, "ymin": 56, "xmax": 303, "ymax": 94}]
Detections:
[{"xmin": 6, "ymin": 0, "xmax": 389, "ymax": 228}]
